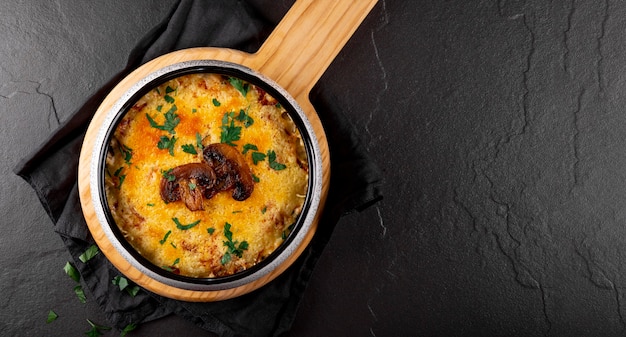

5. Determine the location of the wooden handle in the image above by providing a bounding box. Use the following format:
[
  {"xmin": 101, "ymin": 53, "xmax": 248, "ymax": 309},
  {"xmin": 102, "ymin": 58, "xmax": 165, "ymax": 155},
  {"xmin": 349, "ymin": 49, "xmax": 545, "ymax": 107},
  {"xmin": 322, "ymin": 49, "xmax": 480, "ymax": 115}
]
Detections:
[{"xmin": 252, "ymin": 0, "xmax": 379, "ymax": 101}]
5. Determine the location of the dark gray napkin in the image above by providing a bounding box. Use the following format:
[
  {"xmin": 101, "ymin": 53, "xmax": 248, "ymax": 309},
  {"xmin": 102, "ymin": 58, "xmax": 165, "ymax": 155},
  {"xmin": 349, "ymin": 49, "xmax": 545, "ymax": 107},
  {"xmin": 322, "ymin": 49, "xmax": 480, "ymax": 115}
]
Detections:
[{"xmin": 14, "ymin": 0, "xmax": 382, "ymax": 336}]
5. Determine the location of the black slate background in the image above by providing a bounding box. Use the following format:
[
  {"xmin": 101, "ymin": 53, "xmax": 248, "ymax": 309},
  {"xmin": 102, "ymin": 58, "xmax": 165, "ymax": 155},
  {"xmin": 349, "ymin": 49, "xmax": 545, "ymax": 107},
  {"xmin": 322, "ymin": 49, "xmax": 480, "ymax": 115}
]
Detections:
[{"xmin": 3, "ymin": 0, "xmax": 626, "ymax": 336}]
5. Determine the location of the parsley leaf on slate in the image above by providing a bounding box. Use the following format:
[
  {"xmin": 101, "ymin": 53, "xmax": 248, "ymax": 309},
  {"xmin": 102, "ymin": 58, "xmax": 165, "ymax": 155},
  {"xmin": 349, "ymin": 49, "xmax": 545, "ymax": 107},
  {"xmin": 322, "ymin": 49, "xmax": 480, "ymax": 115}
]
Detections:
[
  {"xmin": 79, "ymin": 245, "xmax": 100, "ymax": 263},
  {"xmin": 46, "ymin": 310, "xmax": 58, "ymax": 324},
  {"xmin": 64, "ymin": 262, "xmax": 80, "ymax": 283},
  {"xmin": 121, "ymin": 323, "xmax": 138, "ymax": 337},
  {"xmin": 85, "ymin": 319, "xmax": 111, "ymax": 337}
]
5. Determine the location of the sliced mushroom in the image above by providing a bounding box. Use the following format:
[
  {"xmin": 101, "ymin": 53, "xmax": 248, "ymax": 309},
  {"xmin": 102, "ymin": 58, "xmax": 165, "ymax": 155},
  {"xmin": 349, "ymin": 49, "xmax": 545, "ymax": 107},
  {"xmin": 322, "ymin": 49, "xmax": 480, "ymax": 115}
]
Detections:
[
  {"xmin": 203, "ymin": 143, "xmax": 255, "ymax": 201},
  {"xmin": 160, "ymin": 163, "xmax": 217, "ymax": 211}
]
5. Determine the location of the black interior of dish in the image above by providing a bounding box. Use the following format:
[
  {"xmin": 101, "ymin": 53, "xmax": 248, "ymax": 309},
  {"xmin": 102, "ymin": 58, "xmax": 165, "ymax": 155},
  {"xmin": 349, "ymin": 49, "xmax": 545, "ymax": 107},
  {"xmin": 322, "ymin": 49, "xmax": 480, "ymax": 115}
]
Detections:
[{"xmin": 97, "ymin": 64, "xmax": 317, "ymax": 286}]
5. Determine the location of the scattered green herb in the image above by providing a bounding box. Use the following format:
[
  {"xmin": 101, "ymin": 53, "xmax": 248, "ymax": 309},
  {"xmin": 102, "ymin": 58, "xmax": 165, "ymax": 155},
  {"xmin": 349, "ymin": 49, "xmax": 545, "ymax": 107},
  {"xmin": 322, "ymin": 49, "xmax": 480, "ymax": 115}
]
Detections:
[
  {"xmin": 251, "ymin": 151, "xmax": 266, "ymax": 165},
  {"xmin": 145, "ymin": 104, "xmax": 179, "ymax": 134},
  {"xmin": 85, "ymin": 319, "xmax": 111, "ymax": 337},
  {"xmin": 173, "ymin": 258, "xmax": 180, "ymax": 265},
  {"xmin": 192, "ymin": 108, "xmax": 197, "ymax": 113},
  {"xmin": 161, "ymin": 168, "xmax": 175, "ymax": 182},
  {"xmin": 188, "ymin": 182, "xmax": 197, "ymax": 190},
  {"xmin": 112, "ymin": 275, "xmax": 129, "ymax": 291},
  {"xmin": 170, "ymin": 242, "xmax": 177, "ymax": 249},
  {"xmin": 147, "ymin": 203, "xmax": 155, "ymax": 207},
  {"xmin": 74, "ymin": 285, "xmax": 86, "ymax": 303},
  {"xmin": 276, "ymin": 103, "xmax": 282, "ymax": 109},
  {"xmin": 165, "ymin": 85, "xmax": 176, "ymax": 94},
  {"xmin": 79, "ymin": 245, "xmax": 100, "ymax": 263},
  {"xmin": 228, "ymin": 77, "xmax": 249, "ymax": 98},
  {"xmin": 221, "ymin": 222, "xmax": 249, "ymax": 265},
  {"xmin": 252, "ymin": 174, "xmax": 260, "ymax": 183},
  {"xmin": 64, "ymin": 262, "xmax": 80, "ymax": 283},
  {"xmin": 111, "ymin": 275, "xmax": 140, "ymax": 297},
  {"xmin": 173, "ymin": 217, "xmax": 201, "ymax": 230},
  {"xmin": 195, "ymin": 132, "xmax": 204, "ymax": 150},
  {"xmin": 261, "ymin": 206, "xmax": 267, "ymax": 214},
  {"xmin": 159, "ymin": 230, "xmax": 172, "ymax": 245},
  {"xmin": 155, "ymin": 87, "xmax": 161, "ymax": 95},
  {"xmin": 236, "ymin": 108, "xmax": 254, "ymax": 127},
  {"xmin": 181, "ymin": 143, "xmax": 197, "ymax": 155},
  {"xmin": 212, "ymin": 98, "xmax": 221, "ymax": 107},
  {"xmin": 121, "ymin": 323, "xmax": 138, "ymax": 337},
  {"xmin": 119, "ymin": 143, "xmax": 133, "ymax": 166},
  {"xmin": 232, "ymin": 210, "xmax": 242, "ymax": 214},
  {"xmin": 46, "ymin": 310, "xmax": 58, "ymax": 323},
  {"xmin": 157, "ymin": 135, "xmax": 177, "ymax": 156},
  {"xmin": 267, "ymin": 150, "xmax": 287, "ymax": 170},
  {"xmin": 156, "ymin": 105, "xmax": 163, "ymax": 112},
  {"xmin": 164, "ymin": 95, "xmax": 175, "ymax": 104},
  {"xmin": 207, "ymin": 227, "xmax": 215, "ymax": 235},
  {"xmin": 220, "ymin": 112, "xmax": 242, "ymax": 146},
  {"xmin": 242, "ymin": 143, "xmax": 258, "ymax": 154}
]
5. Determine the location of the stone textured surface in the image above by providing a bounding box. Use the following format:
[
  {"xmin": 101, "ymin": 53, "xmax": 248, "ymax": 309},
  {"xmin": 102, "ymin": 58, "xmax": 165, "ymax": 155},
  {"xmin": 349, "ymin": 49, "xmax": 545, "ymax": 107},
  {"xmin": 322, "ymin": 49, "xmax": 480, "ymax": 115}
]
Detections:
[{"xmin": 5, "ymin": 0, "xmax": 626, "ymax": 336}]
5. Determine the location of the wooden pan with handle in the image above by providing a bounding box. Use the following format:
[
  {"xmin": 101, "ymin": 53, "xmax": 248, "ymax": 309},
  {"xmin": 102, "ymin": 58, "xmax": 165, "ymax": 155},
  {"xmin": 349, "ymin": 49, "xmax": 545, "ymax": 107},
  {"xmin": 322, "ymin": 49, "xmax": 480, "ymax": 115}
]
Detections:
[{"xmin": 78, "ymin": 0, "xmax": 378, "ymax": 301}]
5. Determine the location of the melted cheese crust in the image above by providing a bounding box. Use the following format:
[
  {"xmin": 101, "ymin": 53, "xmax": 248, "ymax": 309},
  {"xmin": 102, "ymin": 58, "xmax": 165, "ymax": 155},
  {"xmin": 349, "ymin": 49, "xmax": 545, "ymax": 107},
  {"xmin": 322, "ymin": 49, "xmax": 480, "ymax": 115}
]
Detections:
[{"xmin": 105, "ymin": 73, "xmax": 308, "ymax": 278}]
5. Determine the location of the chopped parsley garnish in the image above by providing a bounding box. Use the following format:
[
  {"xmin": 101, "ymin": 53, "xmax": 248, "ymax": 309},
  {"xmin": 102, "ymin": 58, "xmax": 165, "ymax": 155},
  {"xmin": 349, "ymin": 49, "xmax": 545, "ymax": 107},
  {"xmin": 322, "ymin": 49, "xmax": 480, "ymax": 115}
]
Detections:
[
  {"xmin": 173, "ymin": 258, "xmax": 180, "ymax": 265},
  {"xmin": 251, "ymin": 151, "xmax": 266, "ymax": 165},
  {"xmin": 267, "ymin": 150, "xmax": 287, "ymax": 170},
  {"xmin": 157, "ymin": 135, "xmax": 177, "ymax": 156},
  {"xmin": 192, "ymin": 108, "xmax": 197, "ymax": 113},
  {"xmin": 172, "ymin": 217, "xmax": 201, "ymax": 230},
  {"xmin": 242, "ymin": 143, "xmax": 258, "ymax": 154},
  {"xmin": 159, "ymin": 230, "xmax": 172, "ymax": 245},
  {"xmin": 147, "ymin": 203, "xmax": 155, "ymax": 207},
  {"xmin": 46, "ymin": 310, "xmax": 58, "ymax": 323},
  {"xmin": 113, "ymin": 167, "xmax": 126, "ymax": 189},
  {"xmin": 170, "ymin": 242, "xmax": 177, "ymax": 249},
  {"xmin": 180, "ymin": 144, "xmax": 198, "ymax": 154},
  {"xmin": 161, "ymin": 168, "xmax": 175, "ymax": 182},
  {"xmin": 145, "ymin": 104, "xmax": 179, "ymax": 134},
  {"xmin": 195, "ymin": 132, "xmax": 204, "ymax": 150},
  {"xmin": 229, "ymin": 77, "xmax": 249, "ymax": 98},
  {"xmin": 221, "ymin": 222, "xmax": 249, "ymax": 265},
  {"xmin": 156, "ymin": 105, "xmax": 163, "ymax": 112},
  {"xmin": 220, "ymin": 112, "xmax": 242, "ymax": 146},
  {"xmin": 165, "ymin": 85, "xmax": 176, "ymax": 94},
  {"xmin": 181, "ymin": 143, "xmax": 197, "ymax": 155},
  {"xmin": 212, "ymin": 98, "xmax": 221, "ymax": 106},
  {"xmin": 164, "ymin": 95, "xmax": 175, "ymax": 104},
  {"xmin": 261, "ymin": 206, "xmax": 267, "ymax": 214},
  {"xmin": 188, "ymin": 182, "xmax": 197, "ymax": 190},
  {"xmin": 79, "ymin": 245, "xmax": 100, "ymax": 263},
  {"xmin": 252, "ymin": 174, "xmax": 260, "ymax": 183},
  {"xmin": 207, "ymin": 227, "xmax": 215, "ymax": 235},
  {"xmin": 119, "ymin": 143, "xmax": 133, "ymax": 165},
  {"xmin": 236, "ymin": 108, "xmax": 254, "ymax": 127}
]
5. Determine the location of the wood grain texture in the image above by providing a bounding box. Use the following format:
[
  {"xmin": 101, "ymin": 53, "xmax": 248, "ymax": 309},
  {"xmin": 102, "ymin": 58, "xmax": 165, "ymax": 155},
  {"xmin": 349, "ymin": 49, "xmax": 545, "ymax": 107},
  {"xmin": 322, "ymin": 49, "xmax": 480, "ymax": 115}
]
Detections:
[{"xmin": 77, "ymin": 0, "xmax": 378, "ymax": 301}]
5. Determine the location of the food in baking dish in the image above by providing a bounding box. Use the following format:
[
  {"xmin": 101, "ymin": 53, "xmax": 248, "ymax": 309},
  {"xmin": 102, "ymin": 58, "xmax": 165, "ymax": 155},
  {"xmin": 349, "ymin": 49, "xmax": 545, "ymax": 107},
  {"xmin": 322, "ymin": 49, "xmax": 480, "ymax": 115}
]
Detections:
[{"xmin": 104, "ymin": 73, "xmax": 308, "ymax": 278}]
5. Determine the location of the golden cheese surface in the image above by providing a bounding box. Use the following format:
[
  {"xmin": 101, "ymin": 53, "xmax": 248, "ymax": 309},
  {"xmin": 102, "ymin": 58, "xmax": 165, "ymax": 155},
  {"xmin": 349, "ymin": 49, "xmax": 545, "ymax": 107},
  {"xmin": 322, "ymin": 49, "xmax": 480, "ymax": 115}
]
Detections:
[{"xmin": 104, "ymin": 73, "xmax": 308, "ymax": 278}]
